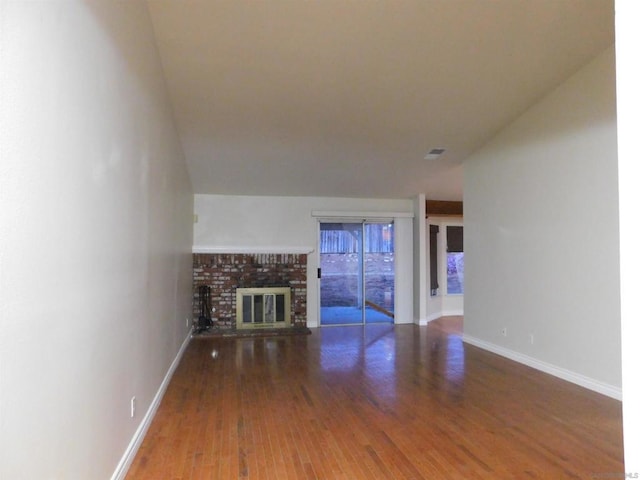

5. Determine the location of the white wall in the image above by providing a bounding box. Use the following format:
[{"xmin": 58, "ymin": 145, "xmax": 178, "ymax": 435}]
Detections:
[
  {"xmin": 615, "ymin": 0, "xmax": 640, "ymax": 469},
  {"xmin": 394, "ymin": 216, "xmax": 415, "ymax": 325},
  {"xmin": 463, "ymin": 46, "xmax": 621, "ymax": 397},
  {"xmin": 194, "ymin": 194, "xmax": 414, "ymax": 326},
  {"xmin": 0, "ymin": 2, "xmax": 193, "ymax": 479},
  {"xmin": 413, "ymin": 195, "xmax": 428, "ymax": 324}
]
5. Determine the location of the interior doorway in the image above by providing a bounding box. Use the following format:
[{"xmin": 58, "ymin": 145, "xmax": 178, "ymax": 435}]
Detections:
[{"xmin": 319, "ymin": 221, "xmax": 395, "ymax": 326}]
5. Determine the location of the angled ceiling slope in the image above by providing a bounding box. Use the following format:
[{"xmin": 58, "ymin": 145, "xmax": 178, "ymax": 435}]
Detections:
[{"xmin": 147, "ymin": 0, "xmax": 614, "ymax": 200}]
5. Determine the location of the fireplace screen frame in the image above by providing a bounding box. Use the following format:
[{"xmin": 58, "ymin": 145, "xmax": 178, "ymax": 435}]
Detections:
[{"xmin": 236, "ymin": 287, "xmax": 291, "ymax": 329}]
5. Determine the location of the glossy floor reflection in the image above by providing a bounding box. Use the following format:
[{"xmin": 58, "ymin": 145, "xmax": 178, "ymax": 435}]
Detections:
[
  {"xmin": 126, "ymin": 316, "xmax": 623, "ymax": 480},
  {"xmin": 319, "ymin": 306, "xmax": 394, "ymax": 325}
]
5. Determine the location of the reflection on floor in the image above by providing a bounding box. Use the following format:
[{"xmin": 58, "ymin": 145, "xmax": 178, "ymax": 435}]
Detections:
[
  {"xmin": 320, "ymin": 306, "xmax": 394, "ymax": 325},
  {"xmin": 126, "ymin": 316, "xmax": 623, "ymax": 480}
]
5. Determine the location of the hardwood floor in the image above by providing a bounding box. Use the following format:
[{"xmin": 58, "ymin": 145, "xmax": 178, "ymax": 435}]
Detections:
[{"xmin": 126, "ymin": 317, "xmax": 623, "ymax": 479}]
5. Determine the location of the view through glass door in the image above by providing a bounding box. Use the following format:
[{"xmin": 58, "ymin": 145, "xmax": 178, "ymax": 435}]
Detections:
[{"xmin": 319, "ymin": 221, "xmax": 394, "ymax": 325}]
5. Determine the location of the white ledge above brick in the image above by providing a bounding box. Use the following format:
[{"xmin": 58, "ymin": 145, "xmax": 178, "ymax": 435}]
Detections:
[
  {"xmin": 311, "ymin": 210, "xmax": 414, "ymax": 219},
  {"xmin": 192, "ymin": 246, "xmax": 315, "ymax": 254}
]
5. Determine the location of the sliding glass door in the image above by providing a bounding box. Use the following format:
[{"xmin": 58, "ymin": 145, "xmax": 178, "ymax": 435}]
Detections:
[
  {"xmin": 364, "ymin": 223, "xmax": 395, "ymax": 323},
  {"xmin": 319, "ymin": 221, "xmax": 394, "ymax": 325}
]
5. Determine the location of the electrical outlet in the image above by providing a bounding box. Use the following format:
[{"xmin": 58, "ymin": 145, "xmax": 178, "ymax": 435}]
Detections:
[
  {"xmin": 130, "ymin": 396, "xmax": 136, "ymax": 418},
  {"xmin": 186, "ymin": 317, "xmax": 190, "ymax": 328},
  {"xmin": 529, "ymin": 333, "xmax": 535, "ymax": 345},
  {"xmin": 501, "ymin": 328, "xmax": 507, "ymax": 337}
]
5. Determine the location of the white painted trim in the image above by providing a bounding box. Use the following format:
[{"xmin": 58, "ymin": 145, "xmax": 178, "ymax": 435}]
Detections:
[
  {"xmin": 111, "ymin": 331, "xmax": 192, "ymax": 480},
  {"xmin": 413, "ymin": 195, "xmax": 427, "ymax": 325},
  {"xmin": 425, "ymin": 312, "xmax": 442, "ymax": 323},
  {"xmin": 311, "ymin": 210, "xmax": 414, "ymax": 219},
  {"xmin": 423, "ymin": 310, "xmax": 463, "ymax": 324},
  {"xmin": 192, "ymin": 246, "xmax": 315, "ymax": 254},
  {"xmin": 394, "ymin": 316, "xmax": 414, "ymax": 325},
  {"xmin": 393, "ymin": 217, "xmax": 414, "ymax": 325},
  {"xmin": 462, "ymin": 334, "xmax": 622, "ymax": 401}
]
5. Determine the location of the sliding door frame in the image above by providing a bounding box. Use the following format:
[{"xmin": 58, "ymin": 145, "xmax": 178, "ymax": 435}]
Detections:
[{"xmin": 317, "ymin": 217, "xmax": 395, "ymax": 326}]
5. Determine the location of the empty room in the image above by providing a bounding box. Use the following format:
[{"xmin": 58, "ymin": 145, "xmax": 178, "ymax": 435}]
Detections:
[{"xmin": 1, "ymin": 1, "xmax": 639, "ymax": 479}]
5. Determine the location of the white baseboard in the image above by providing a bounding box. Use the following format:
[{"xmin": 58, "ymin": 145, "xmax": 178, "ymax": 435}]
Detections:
[
  {"xmin": 423, "ymin": 310, "xmax": 464, "ymax": 324},
  {"xmin": 425, "ymin": 312, "xmax": 441, "ymax": 323},
  {"xmin": 462, "ymin": 334, "xmax": 622, "ymax": 401},
  {"xmin": 111, "ymin": 331, "xmax": 192, "ymax": 480},
  {"xmin": 394, "ymin": 316, "xmax": 414, "ymax": 325}
]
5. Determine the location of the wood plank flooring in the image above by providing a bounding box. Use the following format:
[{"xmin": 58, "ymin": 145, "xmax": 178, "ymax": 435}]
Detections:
[{"xmin": 126, "ymin": 317, "xmax": 623, "ymax": 479}]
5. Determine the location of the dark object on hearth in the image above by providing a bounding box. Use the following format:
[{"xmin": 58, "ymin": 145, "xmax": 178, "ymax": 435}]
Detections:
[{"xmin": 196, "ymin": 285, "xmax": 213, "ymax": 333}]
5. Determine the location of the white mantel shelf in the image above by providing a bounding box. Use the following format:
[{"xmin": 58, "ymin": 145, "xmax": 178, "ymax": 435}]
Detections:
[
  {"xmin": 192, "ymin": 246, "xmax": 315, "ymax": 254},
  {"xmin": 311, "ymin": 210, "xmax": 414, "ymax": 219}
]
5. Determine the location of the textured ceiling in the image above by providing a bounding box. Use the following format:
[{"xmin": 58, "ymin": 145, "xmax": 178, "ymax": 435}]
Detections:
[{"xmin": 147, "ymin": 0, "xmax": 614, "ymax": 200}]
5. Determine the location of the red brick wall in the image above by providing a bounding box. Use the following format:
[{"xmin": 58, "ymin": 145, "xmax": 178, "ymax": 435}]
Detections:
[{"xmin": 193, "ymin": 253, "xmax": 307, "ymax": 327}]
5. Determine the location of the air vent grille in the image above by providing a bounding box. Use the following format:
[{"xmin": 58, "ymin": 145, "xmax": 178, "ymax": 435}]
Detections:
[{"xmin": 424, "ymin": 148, "xmax": 446, "ymax": 160}]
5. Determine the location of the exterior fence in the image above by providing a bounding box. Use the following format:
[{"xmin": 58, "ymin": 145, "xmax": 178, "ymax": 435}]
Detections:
[{"xmin": 320, "ymin": 224, "xmax": 394, "ymax": 253}]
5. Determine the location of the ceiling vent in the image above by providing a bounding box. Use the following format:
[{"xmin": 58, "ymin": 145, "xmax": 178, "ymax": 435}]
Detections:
[{"xmin": 424, "ymin": 148, "xmax": 446, "ymax": 160}]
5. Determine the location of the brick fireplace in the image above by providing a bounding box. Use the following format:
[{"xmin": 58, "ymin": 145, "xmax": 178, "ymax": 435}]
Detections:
[{"xmin": 192, "ymin": 253, "xmax": 307, "ymax": 328}]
